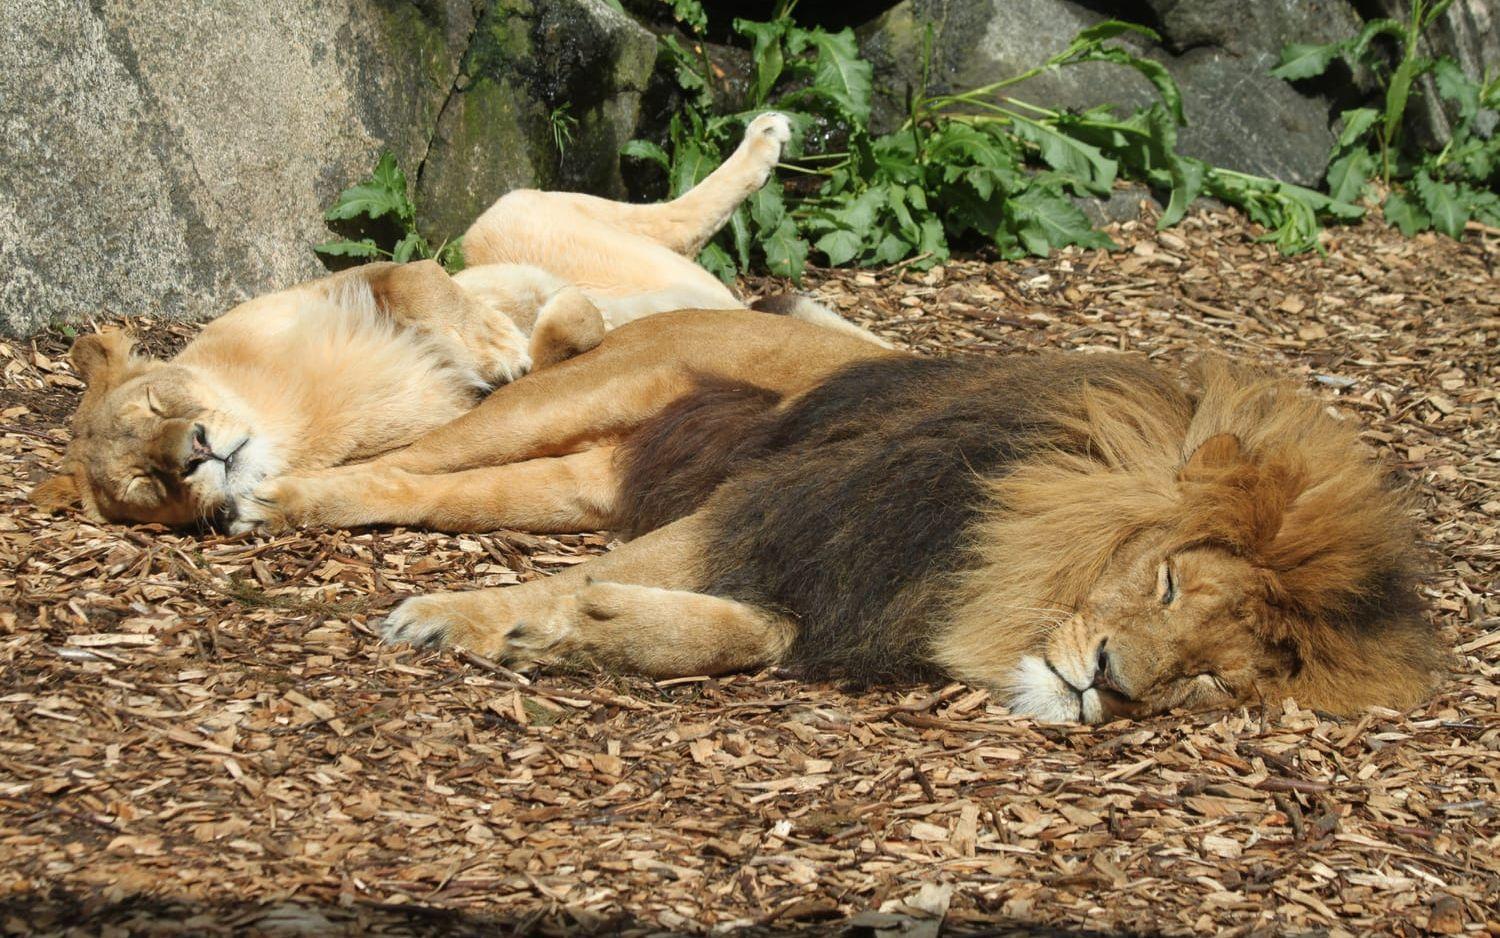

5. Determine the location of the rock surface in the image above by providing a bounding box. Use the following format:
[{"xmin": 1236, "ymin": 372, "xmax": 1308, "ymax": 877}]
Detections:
[
  {"xmin": 0, "ymin": 0, "xmax": 654, "ymax": 336},
  {"xmin": 0, "ymin": 0, "xmax": 475, "ymax": 337},
  {"xmin": 859, "ymin": 0, "xmax": 1363, "ymax": 188},
  {"xmin": 416, "ymin": 0, "xmax": 658, "ymax": 243}
]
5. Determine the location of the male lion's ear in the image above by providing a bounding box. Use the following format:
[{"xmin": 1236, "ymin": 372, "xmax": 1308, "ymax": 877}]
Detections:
[
  {"xmin": 1178, "ymin": 432, "xmax": 1245, "ymax": 481},
  {"xmin": 70, "ymin": 331, "xmax": 138, "ymax": 391},
  {"xmin": 30, "ymin": 470, "xmax": 83, "ymax": 512}
]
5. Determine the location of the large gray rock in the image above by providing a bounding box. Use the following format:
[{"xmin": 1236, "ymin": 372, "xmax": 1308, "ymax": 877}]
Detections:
[
  {"xmin": 415, "ymin": 0, "xmax": 659, "ymax": 243},
  {"xmin": 0, "ymin": 0, "xmax": 473, "ymax": 337},
  {"xmin": 859, "ymin": 0, "xmax": 1363, "ymax": 186}
]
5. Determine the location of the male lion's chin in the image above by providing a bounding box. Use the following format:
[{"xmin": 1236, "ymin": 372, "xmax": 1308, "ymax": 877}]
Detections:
[{"xmin": 1005, "ymin": 655, "xmax": 1086, "ymax": 723}]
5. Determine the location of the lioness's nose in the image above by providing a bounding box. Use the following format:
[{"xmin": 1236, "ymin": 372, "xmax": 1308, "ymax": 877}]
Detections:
[{"xmin": 183, "ymin": 423, "xmax": 212, "ymax": 476}]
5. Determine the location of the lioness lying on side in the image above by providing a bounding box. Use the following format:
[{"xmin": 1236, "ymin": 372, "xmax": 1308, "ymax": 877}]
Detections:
[
  {"xmin": 33, "ymin": 114, "xmax": 875, "ymax": 528},
  {"xmin": 236, "ymin": 307, "xmax": 1441, "ymax": 723}
]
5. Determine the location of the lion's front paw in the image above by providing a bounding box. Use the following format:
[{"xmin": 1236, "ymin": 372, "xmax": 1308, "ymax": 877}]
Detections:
[
  {"xmin": 381, "ymin": 590, "xmax": 576, "ymax": 663},
  {"xmin": 381, "ymin": 594, "xmax": 471, "ymax": 650},
  {"xmin": 230, "ymin": 476, "xmax": 307, "ymax": 533}
]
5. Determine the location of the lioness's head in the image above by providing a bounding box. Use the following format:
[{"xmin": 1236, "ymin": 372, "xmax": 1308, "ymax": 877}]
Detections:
[
  {"xmin": 943, "ymin": 363, "xmax": 1441, "ymax": 723},
  {"xmin": 30, "ymin": 332, "xmax": 268, "ymax": 528}
]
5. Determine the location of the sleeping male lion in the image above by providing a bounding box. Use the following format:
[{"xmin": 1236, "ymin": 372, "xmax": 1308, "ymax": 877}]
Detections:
[
  {"xmin": 242, "ymin": 310, "xmax": 1441, "ymax": 723},
  {"xmin": 33, "ymin": 114, "xmax": 874, "ymax": 529}
]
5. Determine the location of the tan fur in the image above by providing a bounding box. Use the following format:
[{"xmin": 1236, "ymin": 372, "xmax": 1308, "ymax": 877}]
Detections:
[
  {"xmin": 35, "ymin": 113, "xmax": 884, "ymax": 529},
  {"xmin": 933, "ymin": 358, "xmax": 1438, "ymax": 721},
  {"xmin": 250, "ymin": 311, "xmax": 892, "ymax": 528}
]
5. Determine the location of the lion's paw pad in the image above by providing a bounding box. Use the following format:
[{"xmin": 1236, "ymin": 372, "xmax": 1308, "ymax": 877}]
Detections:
[{"xmin": 747, "ymin": 112, "xmax": 793, "ymax": 144}]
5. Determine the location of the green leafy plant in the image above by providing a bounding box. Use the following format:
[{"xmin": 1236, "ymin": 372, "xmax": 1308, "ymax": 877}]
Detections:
[
  {"xmin": 627, "ymin": 5, "xmax": 1364, "ymax": 284},
  {"xmin": 549, "ymin": 104, "xmax": 579, "ymax": 157},
  {"xmin": 316, "ymin": 152, "xmax": 464, "ymax": 270},
  {"xmin": 1272, "ymin": 0, "xmax": 1499, "ymax": 238}
]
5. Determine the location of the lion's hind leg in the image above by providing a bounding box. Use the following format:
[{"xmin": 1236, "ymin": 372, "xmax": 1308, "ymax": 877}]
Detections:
[
  {"xmin": 381, "ymin": 514, "xmax": 795, "ymax": 678},
  {"xmin": 386, "ymin": 582, "xmax": 792, "ymax": 679}
]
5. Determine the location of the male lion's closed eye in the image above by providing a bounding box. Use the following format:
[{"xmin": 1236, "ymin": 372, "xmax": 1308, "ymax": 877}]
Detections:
[{"xmin": 1157, "ymin": 560, "xmax": 1176, "ymax": 604}]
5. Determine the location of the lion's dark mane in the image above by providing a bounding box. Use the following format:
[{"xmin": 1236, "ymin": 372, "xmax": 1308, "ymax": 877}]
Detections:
[{"xmin": 616, "ymin": 354, "xmax": 1187, "ymax": 684}]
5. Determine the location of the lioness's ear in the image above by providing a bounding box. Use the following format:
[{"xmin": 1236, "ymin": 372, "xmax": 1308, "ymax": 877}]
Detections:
[
  {"xmin": 30, "ymin": 470, "xmax": 83, "ymax": 512},
  {"xmin": 70, "ymin": 331, "xmax": 138, "ymax": 391},
  {"xmin": 1178, "ymin": 432, "xmax": 1244, "ymax": 480}
]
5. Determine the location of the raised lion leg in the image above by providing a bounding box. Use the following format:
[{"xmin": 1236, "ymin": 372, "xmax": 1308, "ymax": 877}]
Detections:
[
  {"xmin": 380, "ymin": 514, "xmax": 793, "ymax": 678},
  {"xmin": 462, "ymin": 113, "xmax": 790, "ymax": 272}
]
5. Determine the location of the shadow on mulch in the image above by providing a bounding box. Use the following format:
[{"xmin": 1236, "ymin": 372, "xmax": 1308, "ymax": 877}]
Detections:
[{"xmin": 0, "ymin": 890, "xmax": 1138, "ymax": 937}]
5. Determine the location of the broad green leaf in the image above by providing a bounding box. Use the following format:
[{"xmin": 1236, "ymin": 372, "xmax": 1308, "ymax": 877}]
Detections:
[
  {"xmin": 1432, "ymin": 57, "xmax": 1479, "ymax": 121},
  {"xmin": 670, "ymin": 139, "xmax": 718, "ymax": 199},
  {"xmin": 1159, "ymin": 156, "xmax": 1206, "ymax": 228},
  {"xmin": 1347, "ymin": 19, "xmax": 1404, "ymax": 64},
  {"xmin": 1011, "ymin": 187, "xmax": 1117, "ymax": 253},
  {"xmin": 1382, "ymin": 189, "xmax": 1431, "ymax": 235},
  {"xmin": 871, "ymin": 230, "xmax": 913, "ymax": 265},
  {"xmin": 915, "ymin": 216, "xmax": 949, "ymax": 262},
  {"xmin": 1011, "ymin": 121, "xmax": 1117, "ymax": 195},
  {"xmin": 670, "ymin": 0, "xmax": 708, "ymax": 35},
  {"xmin": 620, "ymin": 139, "xmax": 670, "ymax": 170},
  {"xmin": 829, "ymin": 187, "xmax": 887, "ymax": 231},
  {"xmin": 729, "ymin": 204, "xmax": 752, "ymax": 269},
  {"xmin": 1384, "ymin": 56, "xmax": 1434, "ymax": 145},
  {"xmin": 1271, "ymin": 42, "xmax": 1344, "ymax": 81},
  {"xmin": 1412, "ymin": 170, "xmax": 1469, "ymax": 237},
  {"xmin": 749, "ymin": 183, "xmax": 787, "ymax": 232},
  {"xmin": 761, "ymin": 219, "xmax": 808, "ymax": 281},
  {"xmin": 1335, "ymin": 108, "xmax": 1380, "ymax": 150},
  {"xmin": 815, "ymin": 228, "xmax": 863, "ymax": 266},
  {"xmin": 1076, "ymin": 47, "xmax": 1186, "ymax": 127},
  {"xmin": 1325, "ymin": 149, "xmax": 1375, "ymax": 204},
  {"xmin": 803, "ymin": 29, "xmax": 873, "ymax": 124},
  {"xmin": 1072, "ymin": 20, "xmax": 1161, "ymax": 45},
  {"xmin": 392, "ymin": 231, "xmax": 427, "ymax": 263},
  {"xmin": 314, "ymin": 238, "xmax": 383, "ymax": 258},
  {"xmin": 324, "ymin": 152, "xmax": 411, "ymax": 222},
  {"xmin": 697, "ymin": 242, "xmax": 737, "ymax": 284},
  {"xmin": 1468, "ymin": 189, "xmax": 1500, "ymax": 228},
  {"xmin": 734, "ymin": 19, "xmax": 787, "ymax": 106}
]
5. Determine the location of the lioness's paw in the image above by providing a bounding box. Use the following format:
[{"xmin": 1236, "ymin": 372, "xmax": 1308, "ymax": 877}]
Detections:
[
  {"xmin": 740, "ymin": 112, "xmax": 792, "ymax": 188},
  {"xmin": 747, "ymin": 111, "xmax": 793, "ymax": 146},
  {"xmin": 453, "ymin": 314, "xmax": 532, "ymax": 387},
  {"xmin": 229, "ymin": 477, "xmax": 304, "ymax": 533}
]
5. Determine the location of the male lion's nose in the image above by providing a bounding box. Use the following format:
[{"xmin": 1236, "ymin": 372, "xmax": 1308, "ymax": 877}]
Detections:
[{"xmin": 1092, "ymin": 640, "xmax": 1123, "ymax": 694}]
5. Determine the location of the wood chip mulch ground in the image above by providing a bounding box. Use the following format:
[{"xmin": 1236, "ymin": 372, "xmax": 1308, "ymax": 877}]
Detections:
[{"xmin": 1, "ymin": 207, "xmax": 1496, "ymax": 937}]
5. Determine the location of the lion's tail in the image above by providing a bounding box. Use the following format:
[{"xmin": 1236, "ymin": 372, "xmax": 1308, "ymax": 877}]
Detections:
[{"xmin": 751, "ymin": 293, "xmax": 893, "ymax": 349}]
